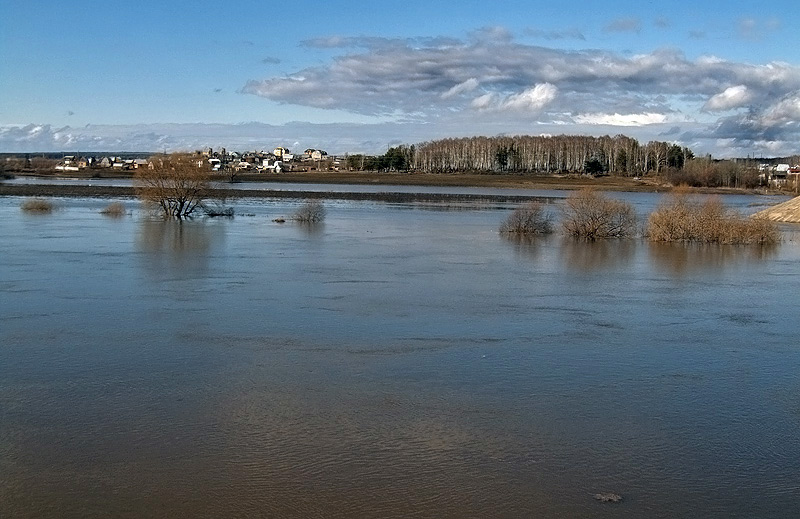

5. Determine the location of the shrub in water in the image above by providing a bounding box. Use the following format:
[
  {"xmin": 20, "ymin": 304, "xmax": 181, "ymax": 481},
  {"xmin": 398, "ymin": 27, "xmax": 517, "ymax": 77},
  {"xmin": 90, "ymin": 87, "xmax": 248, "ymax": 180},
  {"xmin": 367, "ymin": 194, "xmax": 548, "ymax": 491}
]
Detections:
[
  {"xmin": 21, "ymin": 198, "xmax": 54, "ymax": 213},
  {"xmin": 100, "ymin": 202, "xmax": 126, "ymax": 217},
  {"xmin": 292, "ymin": 200, "xmax": 326, "ymax": 223},
  {"xmin": 561, "ymin": 189, "xmax": 636, "ymax": 239},
  {"xmin": 500, "ymin": 202, "xmax": 553, "ymax": 235},
  {"xmin": 647, "ymin": 194, "xmax": 779, "ymax": 245}
]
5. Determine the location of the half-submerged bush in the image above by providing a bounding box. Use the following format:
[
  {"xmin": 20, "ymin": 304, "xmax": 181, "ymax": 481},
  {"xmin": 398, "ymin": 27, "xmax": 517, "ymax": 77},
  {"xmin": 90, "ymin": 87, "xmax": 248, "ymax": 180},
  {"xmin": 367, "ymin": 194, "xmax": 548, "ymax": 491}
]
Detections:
[
  {"xmin": 100, "ymin": 202, "xmax": 126, "ymax": 217},
  {"xmin": 500, "ymin": 202, "xmax": 553, "ymax": 235},
  {"xmin": 647, "ymin": 194, "xmax": 779, "ymax": 245},
  {"xmin": 21, "ymin": 198, "xmax": 54, "ymax": 213},
  {"xmin": 561, "ymin": 189, "xmax": 636, "ymax": 239},
  {"xmin": 292, "ymin": 200, "xmax": 326, "ymax": 223}
]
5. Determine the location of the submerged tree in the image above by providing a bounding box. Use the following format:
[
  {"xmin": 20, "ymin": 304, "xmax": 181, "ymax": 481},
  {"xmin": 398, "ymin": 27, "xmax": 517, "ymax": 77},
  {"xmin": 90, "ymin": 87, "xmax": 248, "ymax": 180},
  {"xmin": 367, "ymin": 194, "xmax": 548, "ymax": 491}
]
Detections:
[{"xmin": 135, "ymin": 154, "xmax": 211, "ymax": 218}]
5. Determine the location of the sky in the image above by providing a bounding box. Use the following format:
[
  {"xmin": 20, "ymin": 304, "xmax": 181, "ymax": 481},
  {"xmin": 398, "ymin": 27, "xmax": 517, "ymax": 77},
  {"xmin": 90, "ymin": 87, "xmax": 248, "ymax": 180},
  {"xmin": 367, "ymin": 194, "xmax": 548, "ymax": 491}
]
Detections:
[{"xmin": 1, "ymin": 0, "xmax": 799, "ymax": 157}]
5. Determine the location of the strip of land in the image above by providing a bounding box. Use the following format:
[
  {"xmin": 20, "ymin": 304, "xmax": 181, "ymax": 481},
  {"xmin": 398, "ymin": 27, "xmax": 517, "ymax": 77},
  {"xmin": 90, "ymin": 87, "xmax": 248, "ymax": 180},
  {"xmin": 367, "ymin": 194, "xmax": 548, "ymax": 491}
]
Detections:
[
  {"xmin": 1, "ymin": 170, "xmax": 782, "ymax": 197},
  {"xmin": 0, "ymin": 183, "xmax": 557, "ymax": 204}
]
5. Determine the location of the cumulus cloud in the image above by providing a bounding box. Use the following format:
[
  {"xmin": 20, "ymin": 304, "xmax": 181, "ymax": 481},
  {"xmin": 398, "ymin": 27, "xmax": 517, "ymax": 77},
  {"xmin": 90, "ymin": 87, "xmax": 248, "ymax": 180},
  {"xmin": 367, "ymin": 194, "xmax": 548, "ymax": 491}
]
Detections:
[{"xmin": 703, "ymin": 85, "xmax": 753, "ymax": 111}]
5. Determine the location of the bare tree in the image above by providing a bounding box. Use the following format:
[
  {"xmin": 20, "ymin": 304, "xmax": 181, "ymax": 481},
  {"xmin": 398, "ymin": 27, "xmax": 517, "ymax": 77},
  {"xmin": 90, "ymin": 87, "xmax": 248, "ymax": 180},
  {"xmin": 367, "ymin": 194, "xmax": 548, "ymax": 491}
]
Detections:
[
  {"xmin": 413, "ymin": 134, "xmax": 687, "ymax": 175},
  {"xmin": 292, "ymin": 200, "xmax": 326, "ymax": 223},
  {"xmin": 135, "ymin": 154, "xmax": 211, "ymax": 219}
]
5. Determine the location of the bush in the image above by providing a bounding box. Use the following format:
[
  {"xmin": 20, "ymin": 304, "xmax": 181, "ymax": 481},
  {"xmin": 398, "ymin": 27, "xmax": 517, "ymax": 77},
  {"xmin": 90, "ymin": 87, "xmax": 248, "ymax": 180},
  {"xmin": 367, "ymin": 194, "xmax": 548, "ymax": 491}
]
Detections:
[
  {"xmin": 21, "ymin": 198, "xmax": 54, "ymax": 213},
  {"xmin": 292, "ymin": 200, "xmax": 326, "ymax": 223},
  {"xmin": 500, "ymin": 202, "xmax": 553, "ymax": 235},
  {"xmin": 100, "ymin": 202, "xmax": 126, "ymax": 217},
  {"xmin": 561, "ymin": 189, "xmax": 636, "ymax": 239},
  {"xmin": 647, "ymin": 194, "xmax": 779, "ymax": 244}
]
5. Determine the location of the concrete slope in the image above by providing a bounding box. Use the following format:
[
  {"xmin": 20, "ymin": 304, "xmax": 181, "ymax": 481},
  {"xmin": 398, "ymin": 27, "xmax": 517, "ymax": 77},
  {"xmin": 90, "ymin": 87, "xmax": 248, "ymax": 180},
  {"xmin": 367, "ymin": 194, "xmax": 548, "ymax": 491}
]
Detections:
[{"xmin": 753, "ymin": 195, "xmax": 800, "ymax": 222}]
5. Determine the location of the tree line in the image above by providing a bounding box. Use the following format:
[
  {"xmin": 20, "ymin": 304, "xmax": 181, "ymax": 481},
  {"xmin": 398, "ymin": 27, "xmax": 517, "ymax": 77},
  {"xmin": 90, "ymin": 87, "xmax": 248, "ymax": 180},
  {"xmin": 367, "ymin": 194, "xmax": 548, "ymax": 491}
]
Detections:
[{"xmin": 411, "ymin": 134, "xmax": 693, "ymax": 175}]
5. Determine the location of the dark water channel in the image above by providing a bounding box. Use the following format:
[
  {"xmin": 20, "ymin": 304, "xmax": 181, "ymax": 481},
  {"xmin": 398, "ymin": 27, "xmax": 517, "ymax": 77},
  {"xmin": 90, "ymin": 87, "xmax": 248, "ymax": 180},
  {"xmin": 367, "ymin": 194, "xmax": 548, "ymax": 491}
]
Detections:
[{"xmin": 2, "ymin": 194, "xmax": 800, "ymax": 518}]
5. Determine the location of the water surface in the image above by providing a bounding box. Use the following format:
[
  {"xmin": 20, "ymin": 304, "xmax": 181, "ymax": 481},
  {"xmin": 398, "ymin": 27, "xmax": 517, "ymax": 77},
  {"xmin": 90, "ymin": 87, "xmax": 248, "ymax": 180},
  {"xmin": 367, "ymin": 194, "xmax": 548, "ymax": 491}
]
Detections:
[{"xmin": 2, "ymin": 194, "xmax": 799, "ymax": 518}]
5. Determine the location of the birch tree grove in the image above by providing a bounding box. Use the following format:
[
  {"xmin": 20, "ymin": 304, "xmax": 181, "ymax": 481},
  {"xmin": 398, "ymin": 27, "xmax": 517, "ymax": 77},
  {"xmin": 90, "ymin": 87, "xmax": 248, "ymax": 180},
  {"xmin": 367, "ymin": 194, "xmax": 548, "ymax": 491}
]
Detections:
[{"xmin": 412, "ymin": 134, "xmax": 691, "ymax": 175}]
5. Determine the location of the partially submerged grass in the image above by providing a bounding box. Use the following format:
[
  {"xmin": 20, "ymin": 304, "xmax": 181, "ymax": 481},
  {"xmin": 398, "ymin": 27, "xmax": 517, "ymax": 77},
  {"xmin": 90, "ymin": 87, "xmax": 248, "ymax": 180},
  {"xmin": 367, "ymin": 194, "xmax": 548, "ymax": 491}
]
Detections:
[
  {"xmin": 647, "ymin": 194, "xmax": 779, "ymax": 245},
  {"xmin": 500, "ymin": 202, "xmax": 553, "ymax": 235},
  {"xmin": 292, "ymin": 200, "xmax": 326, "ymax": 223},
  {"xmin": 99, "ymin": 202, "xmax": 126, "ymax": 217},
  {"xmin": 21, "ymin": 198, "xmax": 54, "ymax": 213},
  {"xmin": 561, "ymin": 189, "xmax": 636, "ymax": 239}
]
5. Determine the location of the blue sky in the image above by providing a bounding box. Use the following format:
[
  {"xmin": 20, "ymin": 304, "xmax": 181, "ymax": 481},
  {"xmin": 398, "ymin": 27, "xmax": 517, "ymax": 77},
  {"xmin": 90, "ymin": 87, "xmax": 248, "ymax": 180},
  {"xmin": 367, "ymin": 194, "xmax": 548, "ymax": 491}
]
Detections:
[{"xmin": 1, "ymin": 0, "xmax": 799, "ymax": 156}]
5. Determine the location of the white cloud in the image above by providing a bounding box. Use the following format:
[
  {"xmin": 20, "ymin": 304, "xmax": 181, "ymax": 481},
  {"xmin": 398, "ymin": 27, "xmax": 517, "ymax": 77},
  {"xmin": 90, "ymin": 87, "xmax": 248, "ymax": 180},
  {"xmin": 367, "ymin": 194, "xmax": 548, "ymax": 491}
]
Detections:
[
  {"xmin": 470, "ymin": 93, "xmax": 496, "ymax": 109},
  {"xmin": 574, "ymin": 112, "xmax": 668, "ymax": 126},
  {"xmin": 469, "ymin": 84, "xmax": 557, "ymax": 112},
  {"xmin": 242, "ymin": 34, "xmax": 800, "ymax": 127},
  {"xmin": 703, "ymin": 85, "xmax": 753, "ymax": 111},
  {"xmin": 500, "ymin": 83, "xmax": 558, "ymax": 111},
  {"xmin": 441, "ymin": 78, "xmax": 479, "ymax": 99}
]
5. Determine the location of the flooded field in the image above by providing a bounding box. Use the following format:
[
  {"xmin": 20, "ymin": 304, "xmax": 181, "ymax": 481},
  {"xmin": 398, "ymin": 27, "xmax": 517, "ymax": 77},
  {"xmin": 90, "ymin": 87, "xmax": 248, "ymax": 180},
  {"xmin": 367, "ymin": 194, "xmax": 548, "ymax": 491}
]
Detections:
[{"xmin": 2, "ymin": 192, "xmax": 800, "ymax": 518}]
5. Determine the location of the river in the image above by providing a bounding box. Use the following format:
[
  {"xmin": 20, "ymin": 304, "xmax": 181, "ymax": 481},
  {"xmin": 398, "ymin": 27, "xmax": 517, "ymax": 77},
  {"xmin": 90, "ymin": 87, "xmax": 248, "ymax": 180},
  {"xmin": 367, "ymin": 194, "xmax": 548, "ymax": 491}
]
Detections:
[{"xmin": 1, "ymin": 192, "xmax": 799, "ymax": 518}]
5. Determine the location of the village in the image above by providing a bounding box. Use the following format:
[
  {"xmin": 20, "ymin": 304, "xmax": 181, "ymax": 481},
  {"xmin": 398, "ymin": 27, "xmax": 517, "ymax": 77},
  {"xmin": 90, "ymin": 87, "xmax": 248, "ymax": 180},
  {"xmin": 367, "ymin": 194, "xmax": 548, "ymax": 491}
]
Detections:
[
  {"xmin": 52, "ymin": 146, "xmax": 341, "ymax": 174},
  {"xmin": 759, "ymin": 162, "xmax": 800, "ymax": 188}
]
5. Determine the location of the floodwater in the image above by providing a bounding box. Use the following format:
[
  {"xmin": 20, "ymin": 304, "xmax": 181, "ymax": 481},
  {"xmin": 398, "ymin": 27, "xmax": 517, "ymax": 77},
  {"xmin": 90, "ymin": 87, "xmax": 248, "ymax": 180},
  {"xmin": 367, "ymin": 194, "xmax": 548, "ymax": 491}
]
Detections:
[{"xmin": 1, "ymin": 193, "xmax": 800, "ymax": 518}]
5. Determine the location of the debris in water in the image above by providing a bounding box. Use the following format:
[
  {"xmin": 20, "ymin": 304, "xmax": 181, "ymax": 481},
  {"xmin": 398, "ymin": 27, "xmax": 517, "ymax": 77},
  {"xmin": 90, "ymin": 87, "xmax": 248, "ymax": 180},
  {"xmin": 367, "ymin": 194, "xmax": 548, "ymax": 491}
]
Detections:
[{"xmin": 594, "ymin": 492, "xmax": 623, "ymax": 503}]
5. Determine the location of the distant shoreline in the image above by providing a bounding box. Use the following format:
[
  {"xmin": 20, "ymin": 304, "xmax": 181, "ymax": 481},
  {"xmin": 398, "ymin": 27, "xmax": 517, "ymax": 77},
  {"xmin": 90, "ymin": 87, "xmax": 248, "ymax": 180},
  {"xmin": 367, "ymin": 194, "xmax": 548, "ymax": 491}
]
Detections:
[{"xmin": 1, "ymin": 171, "xmax": 781, "ymax": 198}]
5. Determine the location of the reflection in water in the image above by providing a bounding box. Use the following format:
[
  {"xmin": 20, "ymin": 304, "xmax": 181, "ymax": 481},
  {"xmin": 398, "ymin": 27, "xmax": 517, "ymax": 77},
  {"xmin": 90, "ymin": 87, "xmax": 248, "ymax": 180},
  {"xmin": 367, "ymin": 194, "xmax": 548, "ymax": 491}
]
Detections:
[
  {"xmin": 136, "ymin": 218, "xmax": 225, "ymax": 279},
  {"xmin": 560, "ymin": 237, "xmax": 636, "ymax": 272},
  {"xmin": 647, "ymin": 241, "xmax": 778, "ymax": 276},
  {"xmin": 293, "ymin": 221, "xmax": 325, "ymax": 238},
  {"xmin": 500, "ymin": 232, "xmax": 550, "ymax": 261}
]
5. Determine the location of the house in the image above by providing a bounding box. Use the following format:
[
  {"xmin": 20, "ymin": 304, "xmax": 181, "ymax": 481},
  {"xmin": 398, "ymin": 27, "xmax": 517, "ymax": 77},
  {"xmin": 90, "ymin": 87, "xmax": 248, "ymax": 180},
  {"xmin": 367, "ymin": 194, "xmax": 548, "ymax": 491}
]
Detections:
[
  {"xmin": 771, "ymin": 164, "xmax": 790, "ymax": 186},
  {"xmin": 235, "ymin": 161, "xmax": 253, "ymax": 171},
  {"xmin": 274, "ymin": 147, "xmax": 290, "ymax": 159},
  {"xmin": 55, "ymin": 155, "xmax": 81, "ymax": 171},
  {"xmin": 304, "ymin": 148, "xmax": 328, "ymax": 161},
  {"xmin": 788, "ymin": 166, "xmax": 800, "ymax": 189}
]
